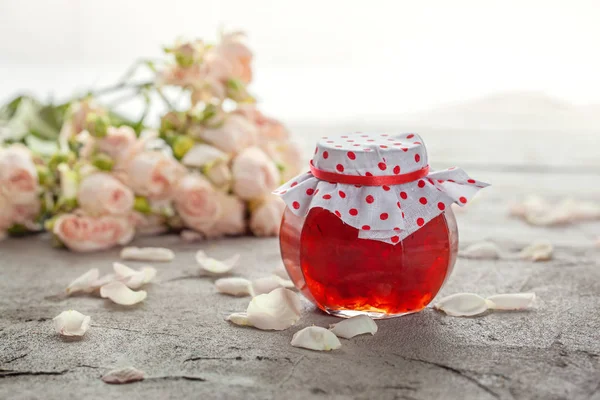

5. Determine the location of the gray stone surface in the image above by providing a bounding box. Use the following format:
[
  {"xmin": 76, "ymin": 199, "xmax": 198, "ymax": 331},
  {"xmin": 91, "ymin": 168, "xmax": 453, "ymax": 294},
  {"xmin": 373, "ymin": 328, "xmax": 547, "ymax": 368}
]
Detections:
[
  {"xmin": 1, "ymin": 209, "xmax": 599, "ymax": 400},
  {"xmin": 1, "ymin": 124, "xmax": 600, "ymax": 400}
]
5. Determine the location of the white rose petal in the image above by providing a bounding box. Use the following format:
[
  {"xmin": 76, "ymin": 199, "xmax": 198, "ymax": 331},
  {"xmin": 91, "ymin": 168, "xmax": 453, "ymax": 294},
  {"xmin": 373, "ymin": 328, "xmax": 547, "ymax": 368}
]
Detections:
[
  {"xmin": 196, "ymin": 251, "xmax": 239, "ymax": 275},
  {"xmin": 459, "ymin": 242, "xmax": 503, "ymax": 260},
  {"xmin": 291, "ymin": 326, "xmax": 342, "ymax": 351},
  {"xmin": 487, "ymin": 293, "xmax": 536, "ymax": 310},
  {"xmin": 518, "ymin": 241, "xmax": 553, "ymax": 262},
  {"xmin": 246, "ymin": 288, "xmax": 302, "ymax": 331},
  {"xmin": 113, "ymin": 262, "xmax": 157, "ymax": 289},
  {"xmin": 180, "ymin": 230, "xmax": 203, "ymax": 242},
  {"xmin": 215, "ymin": 277, "xmax": 252, "ymax": 296},
  {"xmin": 101, "ymin": 367, "xmax": 145, "ymax": 384},
  {"xmin": 66, "ymin": 268, "xmax": 100, "ymax": 295},
  {"xmin": 329, "ymin": 315, "xmax": 378, "ymax": 339},
  {"xmin": 53, "ymin": 310, "xmax": 91, "ymax": 337},
  {"xmin": 100, "ymin": 281, "xmax": 147, "ymax": 305},
  {"xmin": 120, "ymin": 247, "xmax": 174, "ymax": 262},
  {"xmin": 92, "ymin": 274, "xmax": 117, "ymax": 291},
  {"xmin": 226, "ymin": 312, "xmax": 251, "ymax": 326},
  {"xmin": 250, "ymin": 276, "xmax": 285, "ymax": 296},
  {"xmin": 433, "ymin": 293, "xmax": 492, "ymax": 317}
]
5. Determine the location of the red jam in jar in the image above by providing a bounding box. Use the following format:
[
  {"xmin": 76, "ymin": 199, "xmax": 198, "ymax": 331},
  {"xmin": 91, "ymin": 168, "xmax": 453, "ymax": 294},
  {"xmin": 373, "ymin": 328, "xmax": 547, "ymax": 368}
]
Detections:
[
  {"xmin": 274, "ymin": 132, "xmax": 487, "ymax": 319},
  {"xmin": 280, "ymin": 206, "xmax": 458, "ymax": 318}
]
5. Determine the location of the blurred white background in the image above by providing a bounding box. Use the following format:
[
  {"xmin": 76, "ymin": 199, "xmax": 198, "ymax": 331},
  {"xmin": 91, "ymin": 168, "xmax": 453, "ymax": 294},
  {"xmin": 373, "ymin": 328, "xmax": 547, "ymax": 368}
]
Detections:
[{"xmin": 1, "ymin": 0, "xmax": 600, "ymax": 124}]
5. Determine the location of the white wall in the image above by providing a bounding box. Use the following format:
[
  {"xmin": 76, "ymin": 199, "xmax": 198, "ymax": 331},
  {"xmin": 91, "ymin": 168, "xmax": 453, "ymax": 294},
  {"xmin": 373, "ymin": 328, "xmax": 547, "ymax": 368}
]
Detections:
[{"xmin": 1, "ymin": 0, "xmax": 599, "ymax": 121}]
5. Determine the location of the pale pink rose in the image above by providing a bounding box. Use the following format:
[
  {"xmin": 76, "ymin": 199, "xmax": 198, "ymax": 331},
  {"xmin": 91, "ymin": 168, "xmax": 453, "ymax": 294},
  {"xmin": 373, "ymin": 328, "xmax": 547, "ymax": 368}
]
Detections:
[
  {"xmin": 0, "ymin": 194, "xmax": 14, "ymax": 232},
  {"xmin": 250, "ymin": 195, "xmax": 285, "ymax": 237},
  {"xmin": 96, "ymin": 126, "xmax": 138, "ymax": 163},
  {"xmin": 11, "ymin": 199, "xmax": 41, "ymax": 228},
  {"xmin": 173, "ymin": 174, "xmax": 221, "ymax": 234},
  {"xmin": 215, "ymin": 32, "xmax": 253, "ymax": 84},
  {"xmin": 201, "ymin": 50, "xmax": 235, "ymax": 83},
  {"xmin": 0, "ymin": 144, "xmax": 39, "ymax": 205},
  {"xmin": 53, "ymin": 213, "xmax": 135, "ymax": 252},
  {"xmin": 205, "ymin": 194, "xmax": 246, "ymax": 238},
  {"xmin": 232, "ymin": 147, "xmax": 280, "ymax": 200},
  {"xmin": 59, "ymin": 99, "xmax": 105, "ymax": 141},
  {"xmin": 199, "ymin": 114, "xmax": 258, "ymax": 154},
  {"xmin": 125, "ymin": 151, "xmax": 185, "ymax": 201},
  {"xmin": 77, "ymin": 173, "xmax": 134, "ymax": 216},
  {"xmin": 129, "ymin": 212, "xmax": 168, "ymax": 236},
  {"xmin": 190, "ymin": 76, "xmax": 227, "ymax": 104},
  {"xmin": 235, "ymin": 105, "xmax": 289, "ymax": 141},
  {"xmin": 159, "ymin": 64, "xmax": 205, "ymax": 88},
  {"xmin": 261, "ymin": 140, "xmax": 304, "ymax": 182}
]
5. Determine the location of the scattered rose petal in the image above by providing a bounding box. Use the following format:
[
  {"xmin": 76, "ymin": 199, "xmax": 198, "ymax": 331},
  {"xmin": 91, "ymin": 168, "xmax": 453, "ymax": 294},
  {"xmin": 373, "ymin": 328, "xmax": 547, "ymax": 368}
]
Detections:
[
  {"xmin": 434, "ymin": 293, "xmax": 492, "ymax": 317},
  {"xmin": 101, "ymin": 367, "xmax": 145, "ymax": 384},
  {"xmin": 510, "ymin": 196, "xmax": 600, "ymax": 226},
  {"xmin": 120, "ymin": 246, "xmax": 174, "ymax": 262},
  {"xmin": 329, "ymin": 315, "xmax": 378, "ymax": 339},
  {"xmin": 226, "ymin": 312, "xmax": 251, "ymax": 326},
  {"xmin": 487, "ymin": 293, "xmax": 536, "ymax": 310},
  {"xmin": 215, "ymin": 277, "xmax": 252, "ymax": 296},
  {"xmin": 246, "ymin": 288, "xmax": 302, "ymax": 330},
  {"xmin": 518, "ymin": 241, "xmax": 553, "ymax": 261},
  {"xmin": 180, "ymin": 229, "xmax": 203, "ymax": 242},
  {"xmin": 53, "ymin": 310, "xmax": 91, "ymax": 336},
  {"xmin": 291, "ymin": 326, "xmax": 342, "ymax": 351},
  {"xmin": 459, "ymin": 242, "xmax": 503, "ymax": 260},
  {"xmin": 66, "ymin": 268, "xmax": 100, "ymax": 295},
  {"xmin": 196, "ymin": 251, "xmax": 239, "ymax": 275},
  {"xmin": 113, "ymin": 262, "xmax": 157, "ymax": 289},
  {"xmin": 92, "ymin": 274, "xmax": 117, "ymax": 291},
  {"xmin": 250, "ymin": 276, "xmax": 286, "ymax": 296},
  {"xmin": 100, "ymin": 281, "xmax": 147, "ymax": 305},
  {"xmin": 460, "ymin": 241, "xmax": 553, "ymax": 262}
]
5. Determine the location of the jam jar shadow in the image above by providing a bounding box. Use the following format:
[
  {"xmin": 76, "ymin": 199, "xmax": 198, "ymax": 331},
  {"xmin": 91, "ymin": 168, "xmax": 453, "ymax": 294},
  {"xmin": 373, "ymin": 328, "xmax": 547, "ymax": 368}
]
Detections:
[{"xmin": 279, "ymin": 207, "xmax": 458, "ymax": 319}]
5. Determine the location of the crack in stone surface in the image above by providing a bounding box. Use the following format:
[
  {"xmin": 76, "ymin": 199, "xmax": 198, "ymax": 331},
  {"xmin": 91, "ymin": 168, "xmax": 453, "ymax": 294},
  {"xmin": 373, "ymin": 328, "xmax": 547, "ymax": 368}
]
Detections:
[
  {"xmin": 2, "ymin": 353, "xmax": 28, "ymax": 365},
  {"xmin": 149, "ymin": 375, "xmax": 206, "ymax": 382},
  {"xmin": 382, "ymin": 384, "xmax": 419, "ymax": 391},
  {"xmin": 392, "ymin": 355, "xmax": 500, "ymax": 399},
  {"xmin": 91, "ymin": 325, "xmax": 180, "ymax": 337},
  {"xmin": 278, "ymin": 355, "xmax": 305, "ymax": 387},
  {"xmin": 184, "ymin": 356, "xmax": 243, "ymax": 362},
  {"xmin": 0, "ymin": 369, "xmax": 69, "ymax": 378}
]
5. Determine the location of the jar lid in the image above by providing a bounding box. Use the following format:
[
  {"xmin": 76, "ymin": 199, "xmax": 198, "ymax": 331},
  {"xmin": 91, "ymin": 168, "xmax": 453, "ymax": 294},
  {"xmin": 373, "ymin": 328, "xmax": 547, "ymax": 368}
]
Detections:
[{"xmin": 274, "ymin": 132, "xmax": 489, "ymax": 245}]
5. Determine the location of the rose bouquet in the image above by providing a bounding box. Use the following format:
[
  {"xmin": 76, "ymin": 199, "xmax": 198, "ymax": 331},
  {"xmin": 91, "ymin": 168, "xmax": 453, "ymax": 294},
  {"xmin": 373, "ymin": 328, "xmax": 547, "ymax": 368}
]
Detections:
[{"xmin": 0, "ymin": 32, "xmax": 302, "ymax": 251}]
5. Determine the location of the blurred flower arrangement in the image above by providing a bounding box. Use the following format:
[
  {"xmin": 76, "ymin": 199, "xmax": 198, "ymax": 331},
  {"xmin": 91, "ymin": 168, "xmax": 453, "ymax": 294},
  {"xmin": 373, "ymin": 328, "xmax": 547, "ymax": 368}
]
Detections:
[{"xmin": 0, "ymin": 32, "xmax": 301, "ymax": 251}]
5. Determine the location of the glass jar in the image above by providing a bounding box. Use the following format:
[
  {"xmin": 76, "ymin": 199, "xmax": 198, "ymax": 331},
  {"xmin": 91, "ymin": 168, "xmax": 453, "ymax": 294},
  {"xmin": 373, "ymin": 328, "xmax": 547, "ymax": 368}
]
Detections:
[
  {"xmin": 280, "ymin": 206, "xmax": 458, "ymax": 318},
  {"xmin": 274, "ymin": 132, "xmax": 487, "ymax": 319}
]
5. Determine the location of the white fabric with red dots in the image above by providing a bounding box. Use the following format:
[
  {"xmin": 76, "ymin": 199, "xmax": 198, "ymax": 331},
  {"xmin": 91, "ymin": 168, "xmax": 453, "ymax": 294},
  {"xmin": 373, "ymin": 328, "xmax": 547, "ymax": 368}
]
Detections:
[{"xmin": 273, "ymin": 133, "xmax": 489, "ymax": 245}]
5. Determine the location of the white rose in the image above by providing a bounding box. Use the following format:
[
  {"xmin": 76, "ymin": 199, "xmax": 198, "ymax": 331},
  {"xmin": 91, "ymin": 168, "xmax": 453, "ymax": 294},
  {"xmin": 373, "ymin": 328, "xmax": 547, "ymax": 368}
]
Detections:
[{"xmin": 181, "ymin": 144, "xmax": 232, "ymax": 189}]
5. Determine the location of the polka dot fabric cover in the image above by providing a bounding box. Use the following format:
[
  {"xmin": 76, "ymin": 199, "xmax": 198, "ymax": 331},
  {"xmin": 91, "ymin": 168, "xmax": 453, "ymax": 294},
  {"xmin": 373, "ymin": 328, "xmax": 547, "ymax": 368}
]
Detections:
[{"xmin": 273, "ymin": 133, "xmax": 489, "ymax": 245}]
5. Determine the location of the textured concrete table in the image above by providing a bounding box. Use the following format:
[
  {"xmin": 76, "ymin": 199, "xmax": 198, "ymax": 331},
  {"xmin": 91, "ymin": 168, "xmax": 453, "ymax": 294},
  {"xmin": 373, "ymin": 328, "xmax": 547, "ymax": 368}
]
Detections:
[{"xmin": 1, "ymin": 123, "xmax": 600, "ymax": 399}]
